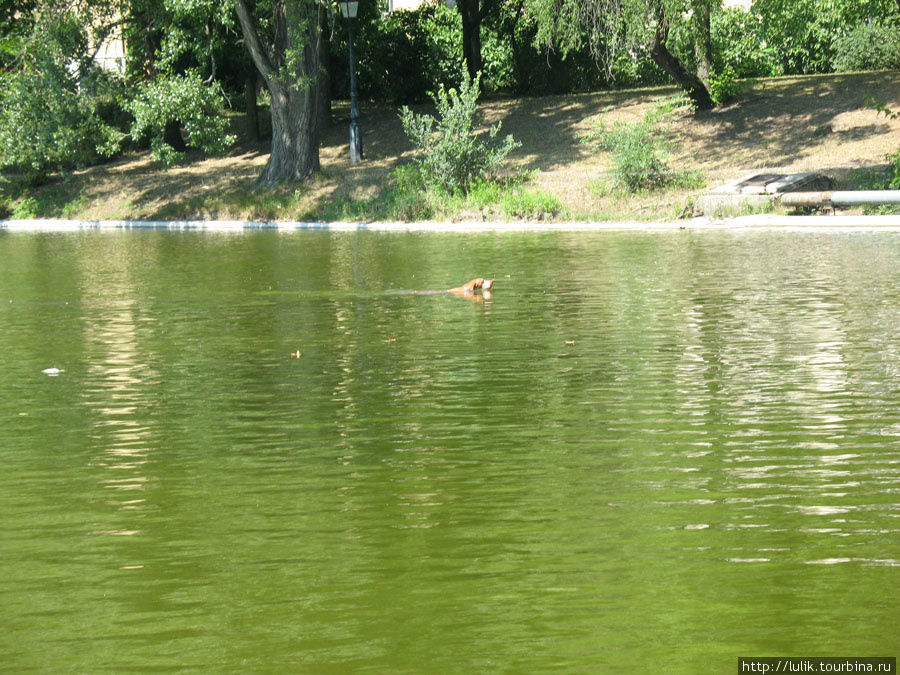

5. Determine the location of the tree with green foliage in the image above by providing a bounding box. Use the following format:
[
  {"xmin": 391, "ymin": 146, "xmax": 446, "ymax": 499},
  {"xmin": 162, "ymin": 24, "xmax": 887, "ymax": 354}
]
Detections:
[
  {"xmin": 0, "ymin": 7, "xmax": 121, "ymax": 184},
  {"xmin": 752, "ymin": 0, "xmax": 899, "ymax": 74},
  {"xmin": 0, "ymin": 0, "xmax": 36, "ymax": 69},
  {"xmin": 120, "ymin": 0, "xmax": 245, "ymax": 160},
  {"xmin": 709, "ymin": 6, "xmax": 779, "ymax": 78},
  {"xmin": 528, "ymin": 0, "xmax": 716, "ymax": 110},
  {"xmin": 0, "ymin": 0, "xmax": 241, "ymax": 180},
  {"xmin": 128, "ymin": 69, "xmax": 236, "ymax": 167},
  {"xmin": 234, "ymin": 0, "xmax": 327, "ymax": 186},
  {"xmin": 834, "ymin": 22, "xmax": 900, "ymax": 72}
]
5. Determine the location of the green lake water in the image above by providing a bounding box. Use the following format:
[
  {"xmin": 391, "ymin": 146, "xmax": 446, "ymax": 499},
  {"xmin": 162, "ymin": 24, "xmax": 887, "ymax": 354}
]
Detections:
[{"xmin": 1, "ymin": 230, "xmax": 898, "ymax": 672}]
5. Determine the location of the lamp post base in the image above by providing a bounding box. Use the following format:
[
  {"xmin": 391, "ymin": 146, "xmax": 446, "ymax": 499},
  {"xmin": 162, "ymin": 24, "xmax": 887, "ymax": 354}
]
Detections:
[{"xmin": 345, "ymin": 13, "xmax": 363, "ymax": 164}]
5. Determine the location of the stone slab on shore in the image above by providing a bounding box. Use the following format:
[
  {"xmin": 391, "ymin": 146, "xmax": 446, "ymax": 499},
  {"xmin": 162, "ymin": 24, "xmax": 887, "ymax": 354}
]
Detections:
[{"xmin": 693, "ymin": 171, "xmax": 835, "ymax": 216}]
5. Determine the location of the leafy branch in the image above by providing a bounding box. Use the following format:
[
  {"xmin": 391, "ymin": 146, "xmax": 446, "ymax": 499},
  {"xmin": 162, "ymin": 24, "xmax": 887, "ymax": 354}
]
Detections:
[{"xmin": 865, "ymin": 96, "xmax": 899, "ymax": 120}]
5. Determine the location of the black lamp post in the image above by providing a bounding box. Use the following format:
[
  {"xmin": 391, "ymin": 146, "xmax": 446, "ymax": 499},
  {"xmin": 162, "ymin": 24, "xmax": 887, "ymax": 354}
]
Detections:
[{"xmin": 339, "ymin": 0, "xmax": 363, "ymax": 163}]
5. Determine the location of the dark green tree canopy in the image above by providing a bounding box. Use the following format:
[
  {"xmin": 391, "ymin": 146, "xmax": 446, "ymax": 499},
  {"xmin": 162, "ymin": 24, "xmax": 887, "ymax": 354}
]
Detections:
[{"xmin": 527, "ymin": 0, "xmax": 717, "ymax": 109}]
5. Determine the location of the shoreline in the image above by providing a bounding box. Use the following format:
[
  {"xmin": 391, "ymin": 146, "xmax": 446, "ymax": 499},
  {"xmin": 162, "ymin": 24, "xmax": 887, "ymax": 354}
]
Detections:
[
  {"xmin": 5, "ymin": 215, "xmax": 900, "ymax": 233},
  {"xmin": 4, "ymin": 73, "xmax": 898, "ymax": 226}
]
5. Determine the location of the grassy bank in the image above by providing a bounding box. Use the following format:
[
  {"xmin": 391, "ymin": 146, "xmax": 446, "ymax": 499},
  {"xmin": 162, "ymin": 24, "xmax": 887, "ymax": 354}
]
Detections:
[{"xmin": 3, "ymin": 71, "xmax": 899, "ymax": 222}]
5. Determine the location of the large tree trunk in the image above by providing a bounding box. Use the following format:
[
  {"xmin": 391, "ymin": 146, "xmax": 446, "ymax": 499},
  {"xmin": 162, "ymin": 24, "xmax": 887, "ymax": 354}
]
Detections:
[
  {"xmin": 234, "ymin": 0, "xmax": 323, "ymax": 186},
  {"xmin": 259, "ymin": 77, "xmax": 321, "ymax": 186},
  {"xmin": 648, "ymin": 8, "xmax": 714, "ymax": 111},
  {"xmin": 458, "ymin": 0, "xmax": 483, "ymax": 80},
  {"xmin": 693, "ymin": 0, "xmax": 713, "ymax": 85}
]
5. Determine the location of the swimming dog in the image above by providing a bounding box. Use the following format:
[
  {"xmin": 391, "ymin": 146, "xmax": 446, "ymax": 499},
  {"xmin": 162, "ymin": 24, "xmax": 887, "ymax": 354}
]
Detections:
[
  {"xmin": 449, "ymin": 278, "xmax": 493, "ymax": 295},
  {"xmin": 412, "ymin": 278, "xmax": 494, "ymax": 296}
]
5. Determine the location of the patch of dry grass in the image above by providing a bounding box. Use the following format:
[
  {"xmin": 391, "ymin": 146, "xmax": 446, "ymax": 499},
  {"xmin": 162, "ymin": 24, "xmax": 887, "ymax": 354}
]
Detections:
[{"xmin": 4, "ymin": 71, "xmax": 899, "ymax": 222}]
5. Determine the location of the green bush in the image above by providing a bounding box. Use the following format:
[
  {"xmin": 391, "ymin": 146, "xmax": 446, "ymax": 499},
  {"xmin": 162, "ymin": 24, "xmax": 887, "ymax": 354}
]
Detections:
[
  {"xmin": 834, "ymin": 23, "xmax": 900, "ymax": 72},
  {"xmin": 593, "ymin": 115, "xmax": 672, "ymax": 193},
  {"xmin": 848, "ymin": 149, "xmax": 900, "ymax": 214},
  {"xmin": 381, "ymin": 164, "xmax": 434, "ymax": 220},
  {"xmin": 587, "ymin": 99, "xmax": 702, "ymax": 194},
  {"xmin": 888, "ymin": 150, "xmax": 900, "ymax": 191},
  {"xmin": 854, "ymin": 149, "xmax": 900, "ymax": 192},
  {"xmin": 10, "ymin": 196, "xmax": 40, "ymax": 219},
  {"xmin": 501, "ymin": 188, "xmax": 563, "ymax": 220},
  {"xmin": 708, "ymin": 67, "xmax": 743, "ymax": 106},
  {"xmin": 399, "ymin": 72, "xmax": 520, "ymax": 194},
  {"xmin": 128, "ymin": 70, "xmax": 236, "ymax": 167}
]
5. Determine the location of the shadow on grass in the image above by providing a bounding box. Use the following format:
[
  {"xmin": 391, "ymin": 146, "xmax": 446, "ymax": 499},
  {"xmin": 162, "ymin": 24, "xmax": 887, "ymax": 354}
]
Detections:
[{"xmin": 677, "ymin": 72, "xmax": 900, "ymax": 170}]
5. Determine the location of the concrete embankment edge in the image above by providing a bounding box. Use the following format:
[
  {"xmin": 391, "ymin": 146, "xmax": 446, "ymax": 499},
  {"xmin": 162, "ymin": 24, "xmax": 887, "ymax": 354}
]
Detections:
[{"xmin": 4, "ymin": 215, "xmax": 900, "ymax": 232}]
